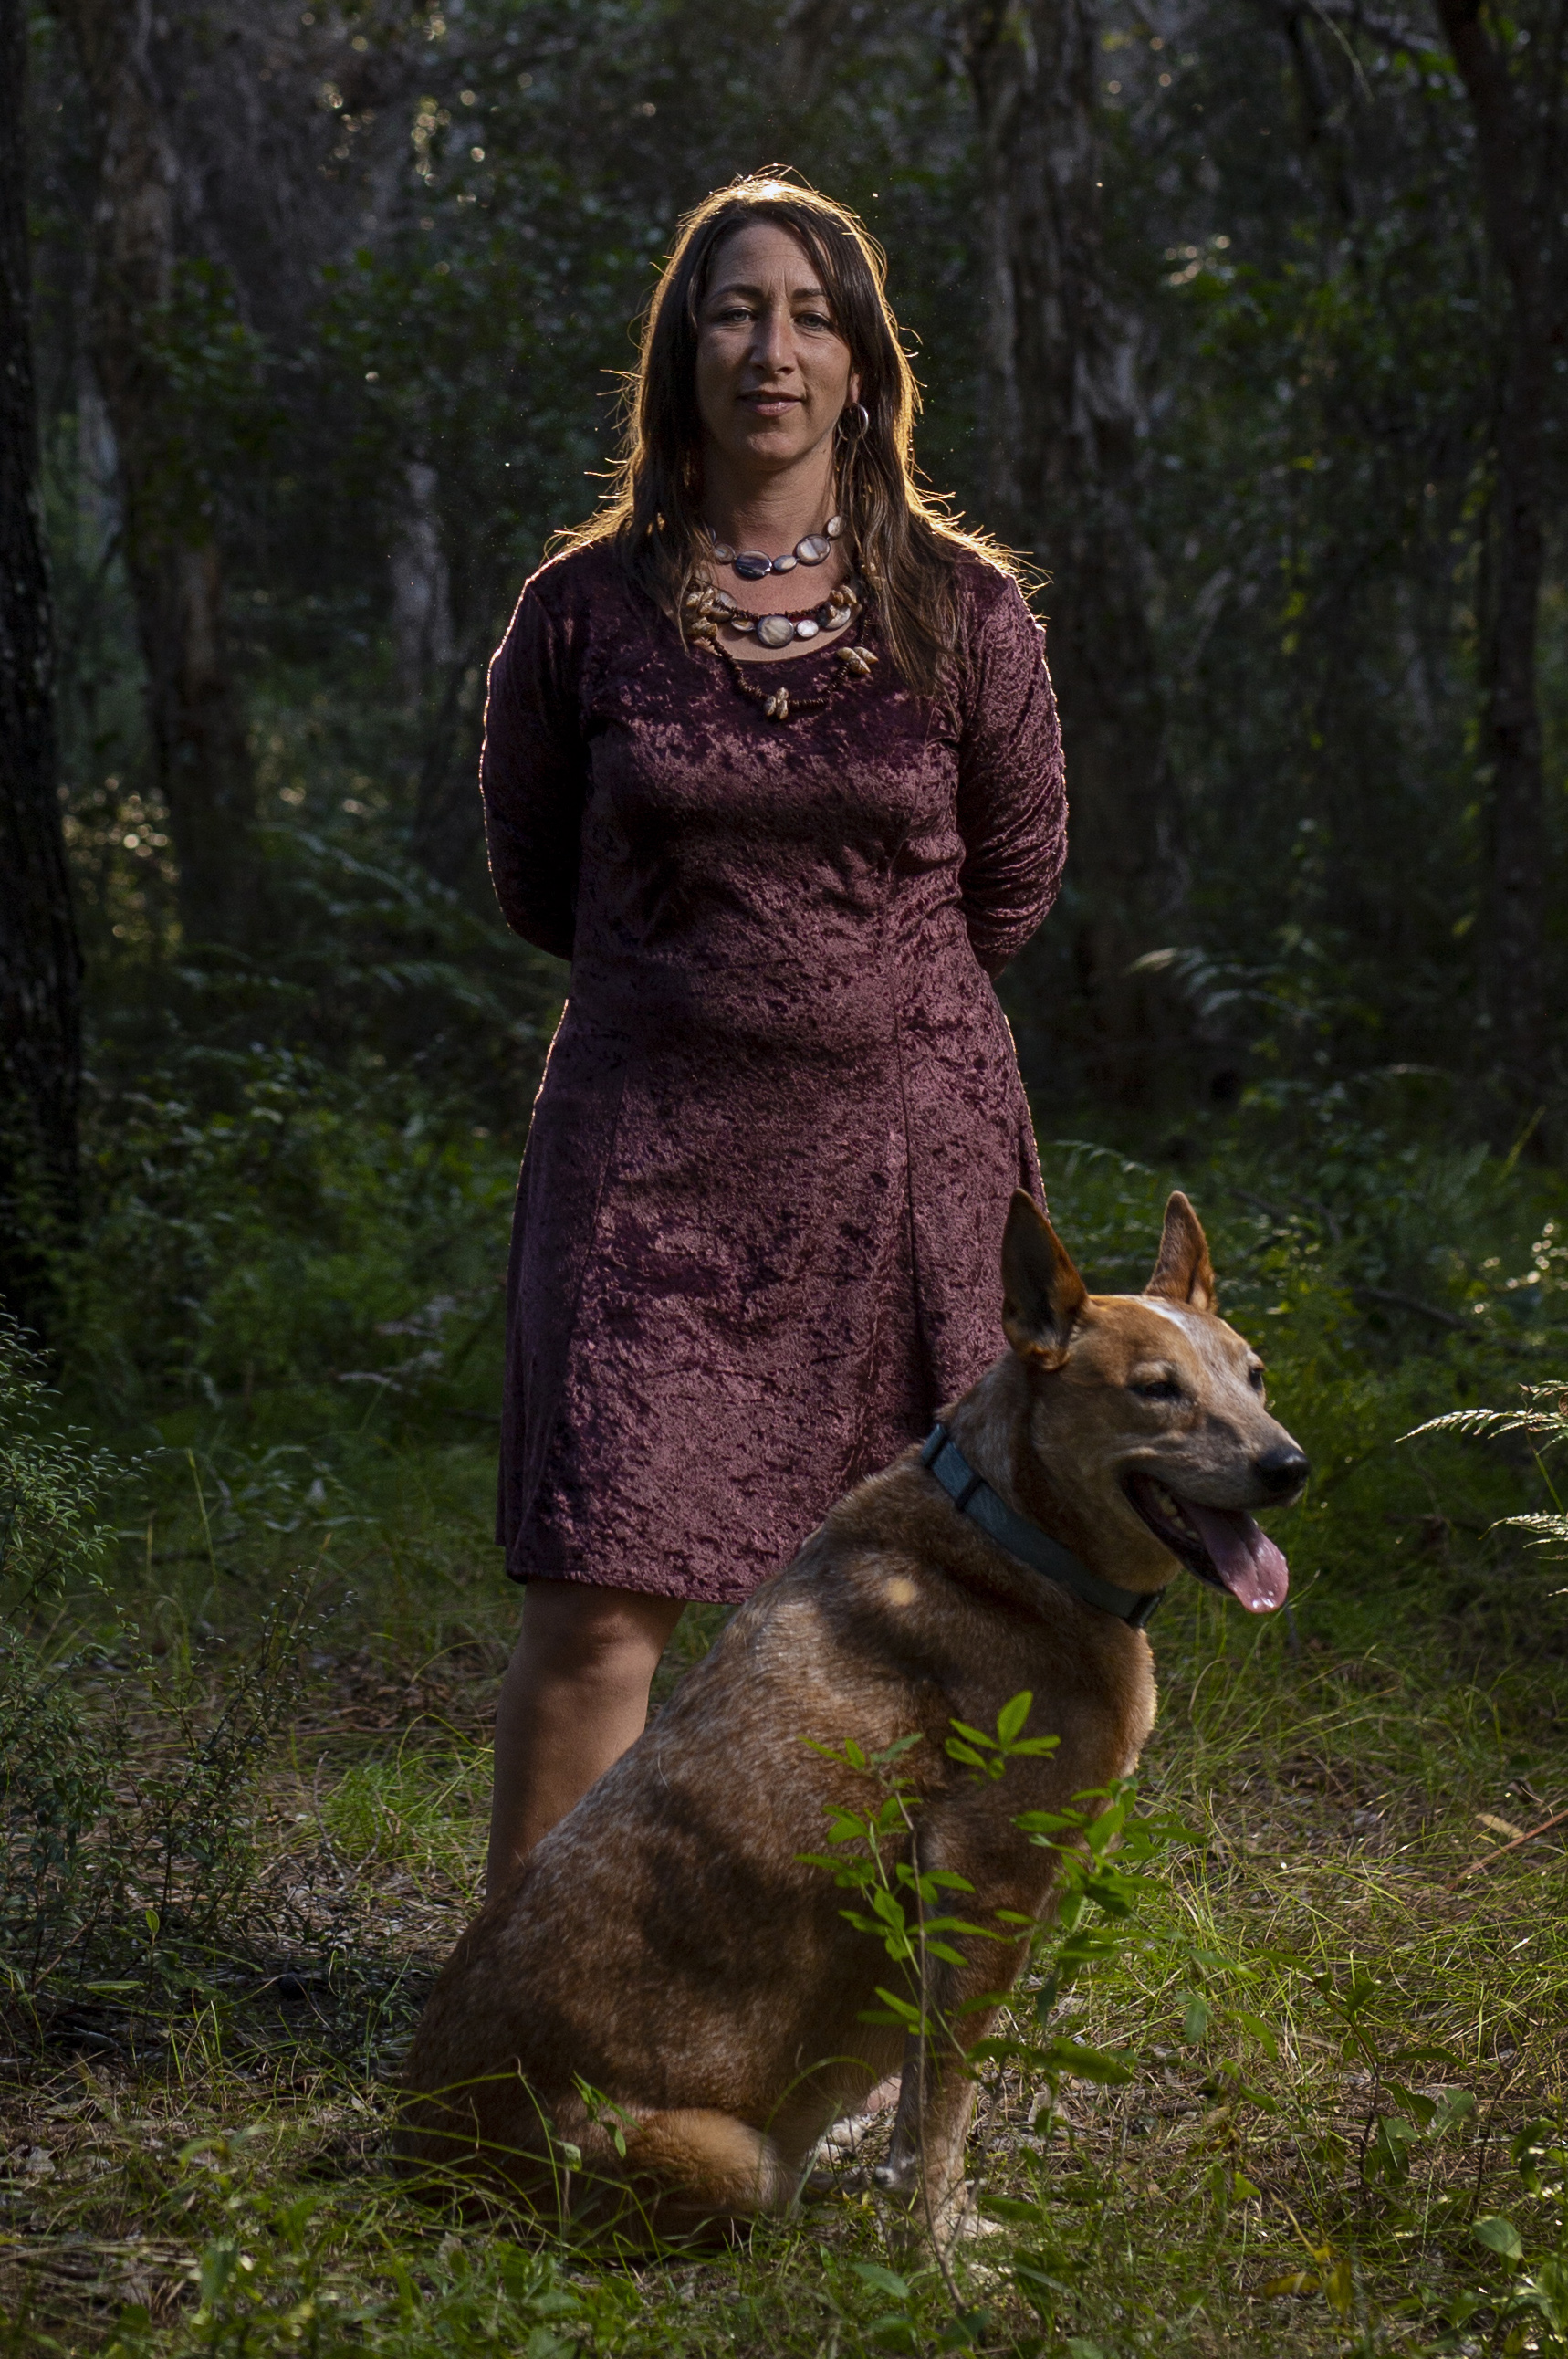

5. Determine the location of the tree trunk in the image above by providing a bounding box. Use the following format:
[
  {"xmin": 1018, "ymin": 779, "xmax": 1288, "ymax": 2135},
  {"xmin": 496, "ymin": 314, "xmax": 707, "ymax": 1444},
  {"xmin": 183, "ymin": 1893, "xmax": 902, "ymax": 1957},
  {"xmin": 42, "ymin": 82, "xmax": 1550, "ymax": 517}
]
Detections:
[
  {"xmin": 0, "ymin": 0, "xmax": 83, "ymax": 1337},
  {"xmin": 1433, "ymin": 0, "xmax": 1558, "ymax": 1108},
  {"xmin": 412, "ymin": 637, "xmax": 487, "ymax": 887},
  {"xmin": 962, "ymin": 0, "xmax": 1180, "ymax": 1108},
  {"xmin": 59, "ymin": 0, "xmax": 261, "ymax": 951}
]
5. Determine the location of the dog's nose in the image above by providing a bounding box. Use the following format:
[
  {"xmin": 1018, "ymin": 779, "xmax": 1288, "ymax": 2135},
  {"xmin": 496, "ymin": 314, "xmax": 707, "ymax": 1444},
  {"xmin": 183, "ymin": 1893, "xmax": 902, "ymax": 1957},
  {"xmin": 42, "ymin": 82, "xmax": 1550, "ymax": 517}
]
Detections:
[{"xmin": 1254, "ymin": 1442, "xmax": 1311, "ymax": 1495}]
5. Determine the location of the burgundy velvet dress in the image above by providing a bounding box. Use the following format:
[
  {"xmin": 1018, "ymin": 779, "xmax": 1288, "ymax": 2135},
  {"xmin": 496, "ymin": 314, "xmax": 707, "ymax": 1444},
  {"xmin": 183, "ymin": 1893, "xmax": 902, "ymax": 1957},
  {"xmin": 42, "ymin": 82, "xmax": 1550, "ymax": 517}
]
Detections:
[{"xmin": 480, "ymin": 540, "xmax": 1066, "ymax": 1603}]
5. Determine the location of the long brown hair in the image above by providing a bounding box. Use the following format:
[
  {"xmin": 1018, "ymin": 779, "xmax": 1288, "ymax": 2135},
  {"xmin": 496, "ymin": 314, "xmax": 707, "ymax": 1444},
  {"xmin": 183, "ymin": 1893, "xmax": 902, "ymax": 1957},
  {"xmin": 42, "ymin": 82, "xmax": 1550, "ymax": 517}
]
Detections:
[{"xmin": 557, "ymin": 173, "xmax": 1018, "ymax": 695}]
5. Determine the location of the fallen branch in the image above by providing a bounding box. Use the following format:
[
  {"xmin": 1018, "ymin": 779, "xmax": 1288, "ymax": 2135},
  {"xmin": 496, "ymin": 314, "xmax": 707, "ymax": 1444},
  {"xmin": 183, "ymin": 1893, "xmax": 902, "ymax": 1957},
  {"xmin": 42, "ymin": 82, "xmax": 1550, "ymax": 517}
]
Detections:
[
  {"xmin": 1353, "ymin": 1284, "xmax": 1469, "ymax": 1333},
  {"xmin": 1452, "ymin": 1803, "xmax": 1568, "ymax": 1886}
]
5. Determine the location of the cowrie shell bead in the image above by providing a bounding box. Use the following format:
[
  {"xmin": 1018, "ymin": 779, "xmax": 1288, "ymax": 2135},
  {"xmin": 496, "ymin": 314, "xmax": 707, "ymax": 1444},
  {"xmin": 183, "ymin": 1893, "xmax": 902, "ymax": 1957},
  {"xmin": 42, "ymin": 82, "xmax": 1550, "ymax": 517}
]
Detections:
[{"xmin": 756, "ymin": 613, "xmax": 797, "ymax": 648}]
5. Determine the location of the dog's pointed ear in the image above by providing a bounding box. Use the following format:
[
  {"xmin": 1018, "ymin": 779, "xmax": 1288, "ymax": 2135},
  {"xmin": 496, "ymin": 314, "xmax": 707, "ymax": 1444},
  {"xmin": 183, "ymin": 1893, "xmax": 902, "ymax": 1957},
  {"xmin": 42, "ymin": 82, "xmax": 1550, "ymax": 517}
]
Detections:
[
  {"xmin": 1145, "ymin": 1190, "xmax": 1216, "ymax": 1313},
  {"xmin": 1002, "ymin": 1190, "xmax": 1088, "ymax": 1368}
]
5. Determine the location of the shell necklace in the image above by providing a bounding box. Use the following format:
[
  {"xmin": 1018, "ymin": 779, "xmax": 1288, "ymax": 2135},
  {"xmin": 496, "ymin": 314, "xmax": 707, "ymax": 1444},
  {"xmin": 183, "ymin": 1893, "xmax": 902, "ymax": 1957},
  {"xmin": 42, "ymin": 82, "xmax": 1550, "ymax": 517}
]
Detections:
[
  {"xmin": 706, "ymin": 515, "xmax": 847, "ymax": 645},
  {"xmin": 690, "ymin": 570, "xmax": 864, "ymax": 650},
  {"xmin": 683, "ymin": 571, "xmax": 877, "ymax": 722},
  {"xmin": 707, "ymin": 514, "xmax": 843, "ymax": 579}
]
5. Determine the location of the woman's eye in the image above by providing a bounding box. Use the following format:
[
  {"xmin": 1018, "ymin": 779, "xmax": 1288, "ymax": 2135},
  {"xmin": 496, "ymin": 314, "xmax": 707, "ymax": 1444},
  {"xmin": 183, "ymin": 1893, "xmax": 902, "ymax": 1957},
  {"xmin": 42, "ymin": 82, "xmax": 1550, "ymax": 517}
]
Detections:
[{"xmin": 797, "ymin": 310, "xmax": 835, "ymax": 330}]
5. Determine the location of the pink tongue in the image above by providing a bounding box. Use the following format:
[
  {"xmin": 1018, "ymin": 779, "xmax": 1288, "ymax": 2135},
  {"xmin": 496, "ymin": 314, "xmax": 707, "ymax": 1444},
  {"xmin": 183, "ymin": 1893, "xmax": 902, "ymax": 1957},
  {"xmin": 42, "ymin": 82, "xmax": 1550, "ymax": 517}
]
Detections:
[{"xmin": 1183, "ymin": 1502, "xmax": 1290, "ymax": 1613}]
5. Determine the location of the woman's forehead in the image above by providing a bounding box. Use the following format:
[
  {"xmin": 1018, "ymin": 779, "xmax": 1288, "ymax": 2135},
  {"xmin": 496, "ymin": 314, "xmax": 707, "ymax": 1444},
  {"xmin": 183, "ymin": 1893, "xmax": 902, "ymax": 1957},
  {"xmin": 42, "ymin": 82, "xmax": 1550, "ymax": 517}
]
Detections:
[{"xmin": 706, "ymin": 219, "xmax": 826, "ymax": 297}]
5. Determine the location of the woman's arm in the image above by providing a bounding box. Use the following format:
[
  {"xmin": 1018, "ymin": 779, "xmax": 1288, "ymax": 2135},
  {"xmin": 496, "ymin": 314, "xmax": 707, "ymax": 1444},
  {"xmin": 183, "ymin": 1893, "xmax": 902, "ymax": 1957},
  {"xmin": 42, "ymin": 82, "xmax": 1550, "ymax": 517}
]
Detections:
[
  {"xmin": 954, "ymin": 578, "xmax": 1068, "ymax": 978},
  {"xmin": 478, "ymin": 578, "xmax": 588, "ymax": 961}
]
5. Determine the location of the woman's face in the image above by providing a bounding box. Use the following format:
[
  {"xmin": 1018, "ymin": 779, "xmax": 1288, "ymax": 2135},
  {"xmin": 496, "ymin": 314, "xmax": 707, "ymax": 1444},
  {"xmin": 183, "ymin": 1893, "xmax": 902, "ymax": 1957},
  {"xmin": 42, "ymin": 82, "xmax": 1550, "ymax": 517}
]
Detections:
[{"xmin": 693, "ymin": 220, "xmax": 862, "ymax": 487}]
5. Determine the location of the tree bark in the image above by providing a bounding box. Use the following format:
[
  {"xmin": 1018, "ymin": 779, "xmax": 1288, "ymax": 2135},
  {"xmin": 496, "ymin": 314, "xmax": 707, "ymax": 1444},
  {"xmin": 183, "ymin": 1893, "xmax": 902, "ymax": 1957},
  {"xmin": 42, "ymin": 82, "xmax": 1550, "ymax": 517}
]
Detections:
[
  {"xmin": 412, "ymin": 639, "xmax": 487, "ymax": 887},
  {"xmin": 1432, "ymin": 0, "xmax": 1560, "ymax": 1106},
  {"xmin": 0, "ymin": 0, "xmax": 83, "ymax": 1337},
  {"xmin": 59, "ymin": 0, "xmax": 261, "ymax": 950},
  {"xmin": 962, "ymin": 0, "xmax": 1180, "ymax": 1107}
]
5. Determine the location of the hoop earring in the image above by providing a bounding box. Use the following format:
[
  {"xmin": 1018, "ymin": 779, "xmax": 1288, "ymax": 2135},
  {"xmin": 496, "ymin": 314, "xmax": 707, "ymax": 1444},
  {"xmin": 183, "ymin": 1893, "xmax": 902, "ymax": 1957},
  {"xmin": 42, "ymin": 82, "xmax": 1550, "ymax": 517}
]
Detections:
[{"xmin": 839, "ymin": 401, "xmax": 871, "ymax": 442}]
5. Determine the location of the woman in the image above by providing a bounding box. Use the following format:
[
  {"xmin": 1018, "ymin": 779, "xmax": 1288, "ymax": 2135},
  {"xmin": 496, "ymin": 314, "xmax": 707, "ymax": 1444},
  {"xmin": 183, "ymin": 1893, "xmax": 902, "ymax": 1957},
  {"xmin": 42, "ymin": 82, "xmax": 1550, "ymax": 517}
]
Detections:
[{"xmin": 481, "ymin": 175, "xmax": 1066, "ymax": 1892}]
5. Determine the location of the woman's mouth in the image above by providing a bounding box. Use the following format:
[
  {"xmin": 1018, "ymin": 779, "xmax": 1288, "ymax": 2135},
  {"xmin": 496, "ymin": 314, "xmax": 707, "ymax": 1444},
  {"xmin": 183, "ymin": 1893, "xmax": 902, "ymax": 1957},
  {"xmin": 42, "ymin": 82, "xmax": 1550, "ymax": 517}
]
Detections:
[{"xmin": 740, "ymin": 393, "xmax": 801, "ymax": 417}]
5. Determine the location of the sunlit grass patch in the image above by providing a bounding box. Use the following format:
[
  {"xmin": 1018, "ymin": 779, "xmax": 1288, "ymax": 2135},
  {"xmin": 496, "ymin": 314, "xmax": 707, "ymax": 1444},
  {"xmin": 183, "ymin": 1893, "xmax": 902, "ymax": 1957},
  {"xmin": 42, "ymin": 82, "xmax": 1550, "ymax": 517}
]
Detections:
[{"xmin": 318, "ymin": 1749, "xmax": 489, "ymax": 1896}]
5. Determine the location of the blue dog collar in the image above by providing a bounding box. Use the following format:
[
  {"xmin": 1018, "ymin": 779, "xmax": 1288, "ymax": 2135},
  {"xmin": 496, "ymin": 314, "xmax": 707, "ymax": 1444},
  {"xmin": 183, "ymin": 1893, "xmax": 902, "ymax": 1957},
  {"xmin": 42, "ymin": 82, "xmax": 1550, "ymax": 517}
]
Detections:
[{"xmin": 920, "ymin": 1424, "xmax": 1164, "ymax": 1630}]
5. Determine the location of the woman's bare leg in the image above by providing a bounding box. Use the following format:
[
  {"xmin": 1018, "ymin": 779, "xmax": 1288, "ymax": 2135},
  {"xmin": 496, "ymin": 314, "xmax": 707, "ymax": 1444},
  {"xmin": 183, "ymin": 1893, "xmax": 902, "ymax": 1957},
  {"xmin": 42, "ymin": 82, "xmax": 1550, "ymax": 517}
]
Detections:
[{"xmin": 486, "ymin": 1578, "xmax": 685, "ymax": 1894}]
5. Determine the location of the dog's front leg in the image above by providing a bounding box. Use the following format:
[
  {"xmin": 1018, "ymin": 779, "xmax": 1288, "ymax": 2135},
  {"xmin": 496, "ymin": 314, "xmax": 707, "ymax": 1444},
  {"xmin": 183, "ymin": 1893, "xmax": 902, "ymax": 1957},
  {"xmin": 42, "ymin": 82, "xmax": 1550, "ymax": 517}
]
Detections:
[
  {"xmin": 874, "ymin": 1922, "xmax": 1027, "ymax": 2245},
  {"xmin": 873, "ymin": 1903, "xmax": 1014, "ymax": 2243},
  {"xmin": 874, "ymin": 2016, "xmax": 982, "ymax": 2246},
  {"xmin": 874, "ymin": 2028, "xmax": 928, "ymax": 2200}
]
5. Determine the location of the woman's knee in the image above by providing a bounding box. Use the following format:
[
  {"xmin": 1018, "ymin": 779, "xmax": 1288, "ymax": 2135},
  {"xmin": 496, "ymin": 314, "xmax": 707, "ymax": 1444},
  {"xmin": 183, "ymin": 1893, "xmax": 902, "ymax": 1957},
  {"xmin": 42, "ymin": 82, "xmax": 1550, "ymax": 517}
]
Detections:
[{"xmin": 514, "ymin": 1580, "xmax": 682, "ymax": 1688}]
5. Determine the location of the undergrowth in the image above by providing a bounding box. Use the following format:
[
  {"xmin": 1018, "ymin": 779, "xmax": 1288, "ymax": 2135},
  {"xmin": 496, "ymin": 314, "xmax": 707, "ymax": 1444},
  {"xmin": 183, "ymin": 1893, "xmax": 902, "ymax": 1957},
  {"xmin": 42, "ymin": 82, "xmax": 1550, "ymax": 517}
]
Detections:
[{"xmin": 3, "ymin": 1098, "xmax": 1567, "ymax": 2355}]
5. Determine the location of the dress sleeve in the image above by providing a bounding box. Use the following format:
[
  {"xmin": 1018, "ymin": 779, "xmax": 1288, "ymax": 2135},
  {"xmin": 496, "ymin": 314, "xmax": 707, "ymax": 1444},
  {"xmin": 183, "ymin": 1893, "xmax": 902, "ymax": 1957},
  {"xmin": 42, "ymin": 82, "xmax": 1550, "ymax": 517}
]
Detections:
[
  {"xmin": 478, "ymin": 578, "xmax": 587, "ymax": 962},
  {"xmin": 954, "ymin": 577, "xmax": 1068, "ymax": 977}
]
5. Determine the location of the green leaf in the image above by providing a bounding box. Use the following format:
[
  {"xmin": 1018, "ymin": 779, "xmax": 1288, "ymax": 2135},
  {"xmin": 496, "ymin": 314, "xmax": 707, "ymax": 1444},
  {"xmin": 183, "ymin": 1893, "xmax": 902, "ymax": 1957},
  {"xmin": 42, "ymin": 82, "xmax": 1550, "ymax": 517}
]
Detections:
[
  {"xmin": 980, "ymin": 2195, "xmax": 1049, "ymax": 2223},
  {"xmin": 1040, "ymin": 2037, "xmax": 1134, "ymax": 2083},
  {"xmin": 997, "ymin": 1691, "xmax": 1032, "ymax": 1745},
  {"xmin": 869, "ymin": 1987, "xmax": 925, "ymax": 2027},
  {"xmin": 1474, "ymin": 2216, "xmax": 1524, "ymax": 2261},
  {"xmin": 851, "ymin": 2262, "xmax": 913, "ymax": 2300}
]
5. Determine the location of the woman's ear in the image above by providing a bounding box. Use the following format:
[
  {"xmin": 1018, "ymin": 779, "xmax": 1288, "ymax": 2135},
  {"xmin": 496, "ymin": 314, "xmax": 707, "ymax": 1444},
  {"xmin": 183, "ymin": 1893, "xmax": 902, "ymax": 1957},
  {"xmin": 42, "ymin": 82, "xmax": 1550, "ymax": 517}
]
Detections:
[{"xmin": 847, "ymin": 367, "xmax": 862, "ymax": 406}]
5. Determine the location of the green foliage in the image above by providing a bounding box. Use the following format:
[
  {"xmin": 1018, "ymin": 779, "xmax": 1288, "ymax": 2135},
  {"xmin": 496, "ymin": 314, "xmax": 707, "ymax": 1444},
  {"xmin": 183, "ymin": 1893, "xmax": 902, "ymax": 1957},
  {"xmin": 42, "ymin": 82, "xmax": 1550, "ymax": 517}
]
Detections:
[
  {"xmin": 0, "ymin": 1565, "xmax": 327, "ymax": 2000},
  {"xmin": 0, "ymin": 1315, "xmax": 120, "ymax": 1614},
  {"xmin": 98, "ymin": 2160, "xmax": 591, "ymax": 2359},
  {"xmin": 67, "ymin": 1045, "xmax": 519, "ymax": 1417},
  {"xmin": 141, "ymin": 258, "xmax": 279, "ymax": 543},
  {"xmin": 1405, "ymin": 1383, "xmax": 1568, "ymax": 1565}
]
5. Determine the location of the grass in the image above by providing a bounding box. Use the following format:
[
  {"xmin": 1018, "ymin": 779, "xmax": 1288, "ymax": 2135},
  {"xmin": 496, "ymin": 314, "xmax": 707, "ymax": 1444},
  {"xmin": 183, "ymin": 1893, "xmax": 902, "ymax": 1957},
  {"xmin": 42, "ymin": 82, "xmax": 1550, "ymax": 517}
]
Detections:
[{"xmin": 5, "ymin": 1122, "xmax": 1568, "ymax": 2355}]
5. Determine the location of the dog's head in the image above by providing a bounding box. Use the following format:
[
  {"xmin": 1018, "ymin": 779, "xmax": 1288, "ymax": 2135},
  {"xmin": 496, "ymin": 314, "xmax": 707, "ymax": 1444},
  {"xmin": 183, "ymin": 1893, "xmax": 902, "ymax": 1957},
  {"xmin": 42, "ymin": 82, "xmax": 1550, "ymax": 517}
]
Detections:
[{"xmin": 1000, "ymin": 1190, "xmax": 1309, "ymax": 1612}]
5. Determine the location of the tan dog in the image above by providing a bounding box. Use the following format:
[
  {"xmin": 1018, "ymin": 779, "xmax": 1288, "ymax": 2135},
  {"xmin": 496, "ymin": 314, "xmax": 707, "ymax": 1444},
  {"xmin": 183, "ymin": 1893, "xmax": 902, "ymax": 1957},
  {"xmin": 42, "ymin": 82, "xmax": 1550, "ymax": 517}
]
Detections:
[{"xmin": 398, "ymin": 1190, "xmax": 1308, "ymax": 2239}]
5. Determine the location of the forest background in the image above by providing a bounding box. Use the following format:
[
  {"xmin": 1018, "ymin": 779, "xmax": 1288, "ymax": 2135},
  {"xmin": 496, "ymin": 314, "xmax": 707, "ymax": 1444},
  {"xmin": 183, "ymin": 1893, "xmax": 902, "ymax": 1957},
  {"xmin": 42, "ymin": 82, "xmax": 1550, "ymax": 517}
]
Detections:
[{"xmin": 3, "ymin": 0, "xmax": 1568, "ymax": 2354}]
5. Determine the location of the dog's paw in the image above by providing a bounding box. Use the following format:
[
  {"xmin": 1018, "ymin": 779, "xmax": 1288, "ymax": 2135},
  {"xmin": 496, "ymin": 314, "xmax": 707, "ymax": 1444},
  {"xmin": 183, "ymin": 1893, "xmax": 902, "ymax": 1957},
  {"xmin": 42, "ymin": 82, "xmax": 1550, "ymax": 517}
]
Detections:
[
  {"xmin": 871, "ymin": 2155, "xmax": 920, "ymax": 2198},
  {"xmin": 949, "ymin": 2207, "xmax": 1004, "ymax": 2244},
  {"xmin": 800, "ymin": 2165, "xmax": 873, "ymax": 2201}
]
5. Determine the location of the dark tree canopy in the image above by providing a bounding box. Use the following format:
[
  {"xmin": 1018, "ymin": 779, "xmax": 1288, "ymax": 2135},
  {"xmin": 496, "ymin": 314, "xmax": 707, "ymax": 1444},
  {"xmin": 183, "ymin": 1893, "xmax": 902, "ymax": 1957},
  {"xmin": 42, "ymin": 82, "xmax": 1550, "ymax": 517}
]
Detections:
[{"xmin": 14, "ymin": 0, "xmax": 1568, "ymax": 1138}]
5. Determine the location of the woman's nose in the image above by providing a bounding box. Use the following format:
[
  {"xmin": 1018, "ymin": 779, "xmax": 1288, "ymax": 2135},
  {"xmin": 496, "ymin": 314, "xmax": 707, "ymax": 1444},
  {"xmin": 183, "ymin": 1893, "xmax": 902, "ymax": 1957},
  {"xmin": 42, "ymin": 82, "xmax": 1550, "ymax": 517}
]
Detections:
[{"xmin": 751, "ymin": 304, "xmax": 795, "ymax": 374}]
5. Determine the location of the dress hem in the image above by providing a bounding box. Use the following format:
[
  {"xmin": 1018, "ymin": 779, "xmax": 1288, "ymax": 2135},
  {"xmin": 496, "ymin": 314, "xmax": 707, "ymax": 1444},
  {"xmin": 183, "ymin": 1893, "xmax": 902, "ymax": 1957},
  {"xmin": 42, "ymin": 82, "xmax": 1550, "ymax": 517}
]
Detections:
[{"xmin": 501, "ymin": 1548, "xmax": 761, "ymax": 1607}]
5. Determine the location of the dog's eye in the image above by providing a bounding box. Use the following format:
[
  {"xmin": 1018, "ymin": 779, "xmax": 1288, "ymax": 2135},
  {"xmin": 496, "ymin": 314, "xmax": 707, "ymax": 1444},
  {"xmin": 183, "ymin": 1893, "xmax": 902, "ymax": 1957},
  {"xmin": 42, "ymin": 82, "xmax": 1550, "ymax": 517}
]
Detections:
[
  {"xmin": 1134, "ymin": 1377, "xmax": 1182, "ymax": 1402},
  {"xmin": 1249, "ymin": 1366, "xmax": 1267, "ymax": 1393}
]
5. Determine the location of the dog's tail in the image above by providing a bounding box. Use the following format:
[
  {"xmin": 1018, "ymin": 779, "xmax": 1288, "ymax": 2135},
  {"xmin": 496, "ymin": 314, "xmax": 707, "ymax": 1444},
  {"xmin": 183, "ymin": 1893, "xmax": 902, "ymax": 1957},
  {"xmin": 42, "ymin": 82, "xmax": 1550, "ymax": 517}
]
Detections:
[{"xmin": 620, "ymin": 2107, "xmax": 795, "ymax": 2227}]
